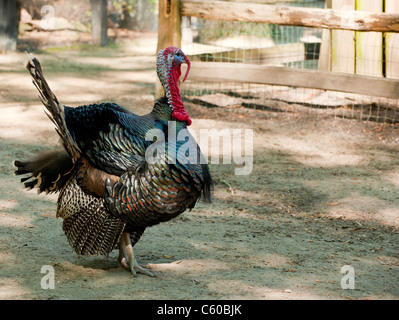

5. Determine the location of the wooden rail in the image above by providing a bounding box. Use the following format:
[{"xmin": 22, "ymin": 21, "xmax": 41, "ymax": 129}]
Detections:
[
  {"xmin": 188, "ymin": 62, "xmax": 399, "ymax": 100},
  {"xmin": 181, "ymin": 0, "xmax": 399, "ymax": 32}
]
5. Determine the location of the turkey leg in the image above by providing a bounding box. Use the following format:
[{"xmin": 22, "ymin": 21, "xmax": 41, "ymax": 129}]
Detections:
[{"xmin": 118, "ymin": 232, "xmax": 155, "ymax": 277}]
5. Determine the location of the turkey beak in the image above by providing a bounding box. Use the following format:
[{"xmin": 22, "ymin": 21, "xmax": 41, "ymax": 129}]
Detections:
[{"xmin": 182, "ymin": 55, "xmax": 190, "ymax": 82}]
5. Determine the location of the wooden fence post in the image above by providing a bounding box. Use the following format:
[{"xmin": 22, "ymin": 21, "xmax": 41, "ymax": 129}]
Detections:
[
  {"xmin": 331, "ymin": 0, "xmax": 355, "ymax": 74},
  {"xmin": 318, "ymin": 0, "xmax": 332, "ymax": 70},
  {"xmin": 156, "ymin": 0, "xmax": 182, "ymax": 98},
  {"xmin": 355, "ymin": 0, "xmax": 383, "ymax": 77}
]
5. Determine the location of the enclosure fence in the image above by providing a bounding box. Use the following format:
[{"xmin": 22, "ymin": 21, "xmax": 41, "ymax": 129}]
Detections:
[{"xmin": 157, "ymin": 0, "xmax": 399, "ymax": 123}]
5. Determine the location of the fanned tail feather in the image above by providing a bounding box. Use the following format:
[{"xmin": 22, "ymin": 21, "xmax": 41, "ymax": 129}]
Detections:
[
  {"xmin": 14, "ymin": 150, "xmax": 74, "ymax": 194},
  {"xmin": 26, "ymin": 56, "xmax": 80, "ymax": 161}
]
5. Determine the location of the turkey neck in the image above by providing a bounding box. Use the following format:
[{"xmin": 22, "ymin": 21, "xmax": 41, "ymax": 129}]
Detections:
[
  {"xmin": 151, "ymin": 97, "xmax": 173, "ymax": 121},
  {"xmin": 160, "ymin": 62, "xmax": 191, "ymax": 126},
  {"xmin": 150, "ymin": 97, "xmax": 187, "ymax": 134}
]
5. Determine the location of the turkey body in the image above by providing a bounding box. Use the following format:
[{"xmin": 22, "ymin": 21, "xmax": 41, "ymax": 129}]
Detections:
[
  {"xmin": 56, "ymin": 99, "xmax": 211, "ymax": 257},
  {"xmin": 15, "ymin": 48, "xmax": 212, "ymax": 276}
]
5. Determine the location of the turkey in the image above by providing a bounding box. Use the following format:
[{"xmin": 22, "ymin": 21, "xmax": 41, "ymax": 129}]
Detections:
[{"xmin": 14, "ymin": 47, "xmax": 212, "ymax": 277}]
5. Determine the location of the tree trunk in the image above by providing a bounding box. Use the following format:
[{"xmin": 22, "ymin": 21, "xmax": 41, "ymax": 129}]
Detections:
[
  {"xmin": 0, "ymin": 0, "xmax": 18, "ymax": 53},
  {"xmin": 91, "ymin": 0, "xmax": 107, "ymax": 47},
  {"xmin": 133, "ymin": 0, "xmax": 156, "ymax": 31}
]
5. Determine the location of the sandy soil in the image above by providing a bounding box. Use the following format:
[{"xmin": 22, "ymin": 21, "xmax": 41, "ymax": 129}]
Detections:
[{"xmin": 0, "ymin": 35, "xmax": 398, "ymax": 300}]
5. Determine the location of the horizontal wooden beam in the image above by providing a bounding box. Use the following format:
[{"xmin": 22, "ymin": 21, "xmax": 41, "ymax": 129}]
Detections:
[
  {"xmin": 188, "ymin": 43, "xmax": 305, "ymax": 64},
  {"xmin": 227, "ymin": 0, "xmax": 301, "ymax": 3},
  {"xmin": 181, "ymin": 0, "xmax": 399, "ymax": 32},
  {"xmin": 187, "ymin": 62, "xmax": 399, "ymax": 99}
]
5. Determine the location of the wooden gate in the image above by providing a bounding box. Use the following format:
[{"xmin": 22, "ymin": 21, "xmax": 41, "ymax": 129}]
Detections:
[
  {"xmin": 319, "ymin": 0, "xmax": 399, "ymax": 79},
  {"xmin": 156, "ymin": 0, "xmax": 399, "ymax": 100}
]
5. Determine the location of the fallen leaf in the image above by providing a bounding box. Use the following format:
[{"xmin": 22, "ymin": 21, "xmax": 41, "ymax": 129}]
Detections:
[{"xmin": 328, "ymin": 202, "xmax": 342, "ymax": 206}]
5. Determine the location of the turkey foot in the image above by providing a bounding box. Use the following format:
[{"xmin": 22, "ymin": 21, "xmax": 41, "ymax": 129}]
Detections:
[{"xmin": 118, "ymin": 232, "xmax": 156, "ymax": 277}]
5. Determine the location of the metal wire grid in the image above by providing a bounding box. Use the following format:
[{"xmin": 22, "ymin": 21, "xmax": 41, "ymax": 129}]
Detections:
[{"xmin": 180, "ymin": 0, "xmax": 399, "ymax": 124}]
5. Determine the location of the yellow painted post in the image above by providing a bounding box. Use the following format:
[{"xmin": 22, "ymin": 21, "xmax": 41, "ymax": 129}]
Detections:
[
  {"xmin": 331, "ymin": 0, "xmax": 355, "ymax": 74},
  {"xmin": 385, "ymin": 0, "xmax": 399, "ymax": 79},
  {"xmin": 355, "ymin": 0, "xmax": 383, "ymax": 77}
]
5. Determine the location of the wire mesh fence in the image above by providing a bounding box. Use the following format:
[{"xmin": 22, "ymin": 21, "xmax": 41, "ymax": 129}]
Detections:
[{"xmin": 180, "ymin": 0, "xmax": 399, "ymax": 124}]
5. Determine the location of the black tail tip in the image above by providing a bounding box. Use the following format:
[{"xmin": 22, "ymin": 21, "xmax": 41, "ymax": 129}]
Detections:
[{"xmin": 14, "ymin": 160, "xmax": 28, "ymax": 175}]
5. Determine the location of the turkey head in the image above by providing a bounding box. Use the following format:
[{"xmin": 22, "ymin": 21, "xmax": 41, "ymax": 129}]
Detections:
[{"xmin": 156, "ymin": 46, "xmax": 192, "ymax": 125}]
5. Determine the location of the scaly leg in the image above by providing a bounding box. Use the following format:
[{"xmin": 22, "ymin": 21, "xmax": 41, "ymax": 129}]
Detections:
[
  {"xmin": 118, "ymin": 232, "xmax": 156, "ymax": 277},
  {"xmin": 118, "ymin": 238, "xmax": 129, "ymax": 270}
]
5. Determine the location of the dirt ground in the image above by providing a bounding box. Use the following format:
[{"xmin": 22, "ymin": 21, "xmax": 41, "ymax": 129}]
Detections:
[{"xmin": 0, "ymin": 34, "xmax": 398, "ymax": 300}]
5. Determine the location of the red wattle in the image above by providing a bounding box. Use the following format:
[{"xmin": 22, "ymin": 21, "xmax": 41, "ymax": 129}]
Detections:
[
  {"xmin": 168, "ymin": 61, "xmax": 192, "ymax": 125},
  {"xmin": 172, "ymin": 109, "xmax": 192, "ymax": 126},
  {"xmin": 182, "ymin": 56, "xmax": 190, "ymax": 82}
]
